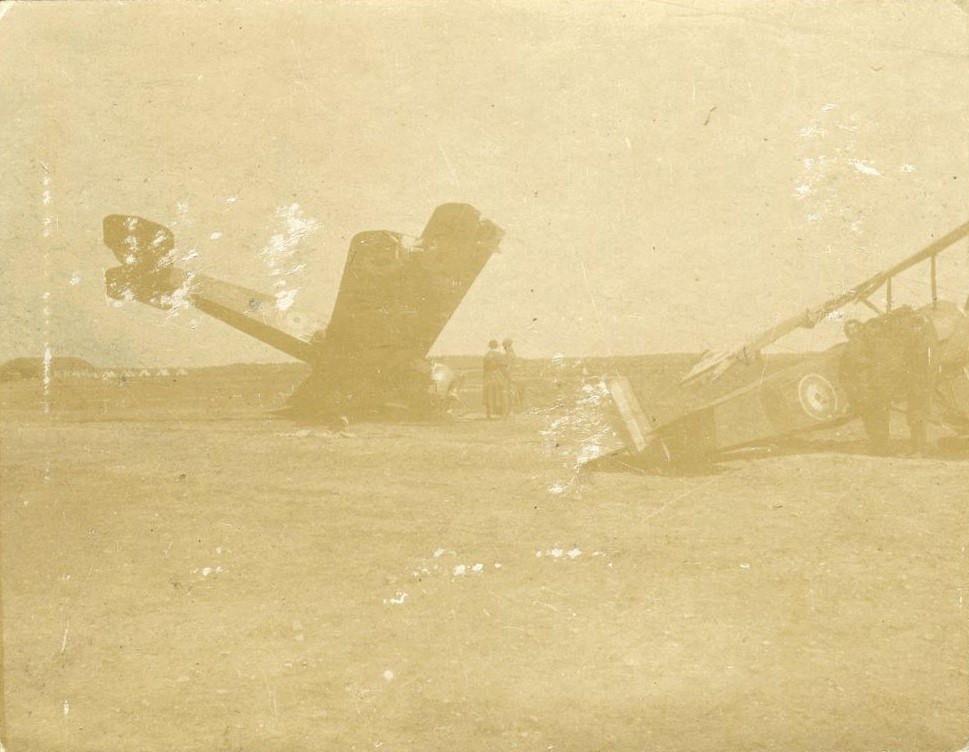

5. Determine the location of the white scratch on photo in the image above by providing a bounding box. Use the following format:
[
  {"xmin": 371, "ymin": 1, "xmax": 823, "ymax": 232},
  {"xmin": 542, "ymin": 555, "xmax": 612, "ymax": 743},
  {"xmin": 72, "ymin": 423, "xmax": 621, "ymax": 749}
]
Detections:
[{"xmin": 848, "ymin": 159, "xmax": 881, "ymax": 177}]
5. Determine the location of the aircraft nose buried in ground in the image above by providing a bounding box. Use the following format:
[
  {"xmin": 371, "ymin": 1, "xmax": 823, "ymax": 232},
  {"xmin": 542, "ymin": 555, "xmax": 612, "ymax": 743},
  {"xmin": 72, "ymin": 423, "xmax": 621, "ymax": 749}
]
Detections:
[{"xmin": 101, "ymin": 204, "xmax": 504, "ymax": 421}]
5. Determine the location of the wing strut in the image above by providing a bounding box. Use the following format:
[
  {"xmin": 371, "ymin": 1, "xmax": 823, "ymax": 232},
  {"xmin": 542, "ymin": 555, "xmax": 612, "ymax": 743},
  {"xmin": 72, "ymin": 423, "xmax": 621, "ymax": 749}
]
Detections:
[{"xmin": 682, "ymin": 220, "xmax": 969, "ymax": 385}]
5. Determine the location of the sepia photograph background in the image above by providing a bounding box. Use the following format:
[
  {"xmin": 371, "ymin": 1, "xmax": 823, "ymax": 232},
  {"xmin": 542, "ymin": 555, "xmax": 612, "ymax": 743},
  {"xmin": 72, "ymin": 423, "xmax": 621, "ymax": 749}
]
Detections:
[{"xmin": 1, "ymin": 1, "xmax": 968, "ymax": 750}]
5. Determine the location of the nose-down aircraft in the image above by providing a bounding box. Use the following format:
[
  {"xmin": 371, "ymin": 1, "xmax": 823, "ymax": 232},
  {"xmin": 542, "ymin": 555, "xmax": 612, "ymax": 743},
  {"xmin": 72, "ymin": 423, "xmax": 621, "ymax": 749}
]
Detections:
[
  {"xmin": 101, "ymin": 203, "xmax": 504, "ymax": 420},
  {"xmin": 606, "ymin": 221, "xmax": 969, "ymax": 465}
]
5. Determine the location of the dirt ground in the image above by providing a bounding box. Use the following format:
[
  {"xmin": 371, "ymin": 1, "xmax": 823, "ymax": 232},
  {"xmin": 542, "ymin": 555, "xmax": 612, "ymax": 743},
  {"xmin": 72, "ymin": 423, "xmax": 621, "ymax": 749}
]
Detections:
[{"xmin": 1, "ymin": 374, "xmax": 967, "ymax": 752}]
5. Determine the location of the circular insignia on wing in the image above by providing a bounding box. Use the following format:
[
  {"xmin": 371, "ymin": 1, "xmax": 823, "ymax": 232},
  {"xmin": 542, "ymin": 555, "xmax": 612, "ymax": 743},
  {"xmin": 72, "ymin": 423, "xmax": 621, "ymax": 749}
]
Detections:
[{"xmin": 797, "ymin": 373, "xmax": 839, "ymax": 421}]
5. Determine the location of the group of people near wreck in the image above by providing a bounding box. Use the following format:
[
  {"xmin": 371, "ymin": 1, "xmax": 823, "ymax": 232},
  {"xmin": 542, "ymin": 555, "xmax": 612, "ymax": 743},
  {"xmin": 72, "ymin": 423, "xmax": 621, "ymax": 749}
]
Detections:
[
  {"xmin": 838, "ymin": 304, "xmax": 956, "ymax": 457},
  {"xmin": 482, "ymin": 338, "xmax": 524, "ymax": 419},
  {"xmin": 839, "ymin": 309, "xmax": 930, "ymax": 455}
]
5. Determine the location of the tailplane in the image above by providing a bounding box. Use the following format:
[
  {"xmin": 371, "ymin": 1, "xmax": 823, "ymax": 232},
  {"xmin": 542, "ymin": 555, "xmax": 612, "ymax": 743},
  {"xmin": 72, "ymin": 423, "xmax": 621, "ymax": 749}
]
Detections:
[{"xmin": 103, "ymin": 215, "xmax": 183, "ymax": 308}]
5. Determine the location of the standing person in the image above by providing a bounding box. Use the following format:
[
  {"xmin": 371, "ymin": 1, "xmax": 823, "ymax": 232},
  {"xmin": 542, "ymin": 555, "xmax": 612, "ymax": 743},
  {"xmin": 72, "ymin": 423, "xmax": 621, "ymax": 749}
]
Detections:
[
  {"xmin": 840, "ymin": 307, "xmax": 938, "ymax": 455},
  {"xmin": 502, "ymin": 338, "xmax": 524, "ymax": 414},
  {"xmin": 482, "ymin": 339, "xmax": 507, "ymax": 419}
]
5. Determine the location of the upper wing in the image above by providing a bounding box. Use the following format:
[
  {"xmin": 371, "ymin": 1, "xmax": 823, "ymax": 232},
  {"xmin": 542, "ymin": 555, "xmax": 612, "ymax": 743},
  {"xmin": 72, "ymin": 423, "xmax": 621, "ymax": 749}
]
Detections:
[
  {"xmin": 316, "ymin": 203, "xmax": 503, "ymax": 361},
  {"xmin": 681, "ymin": 219, "xmax": 969, "ymax": 385}
]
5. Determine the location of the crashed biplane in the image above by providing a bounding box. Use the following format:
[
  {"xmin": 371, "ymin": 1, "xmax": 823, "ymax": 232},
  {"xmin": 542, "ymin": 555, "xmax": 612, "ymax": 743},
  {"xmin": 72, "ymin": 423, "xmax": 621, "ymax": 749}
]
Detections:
[
  {"xmin": 606, "ymin": 221, "xmax": 969, "ymax": 464},
  {"xmin": 101, "ymin": 204, "xmax": 503, "ymax": 419}
]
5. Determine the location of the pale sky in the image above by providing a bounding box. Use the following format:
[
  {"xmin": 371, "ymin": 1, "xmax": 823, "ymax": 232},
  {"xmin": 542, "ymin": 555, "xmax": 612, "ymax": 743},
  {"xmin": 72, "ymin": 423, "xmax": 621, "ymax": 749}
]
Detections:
[{"xmin": 1, "ymin": 0, "xmax": 967, "ymax": 367}]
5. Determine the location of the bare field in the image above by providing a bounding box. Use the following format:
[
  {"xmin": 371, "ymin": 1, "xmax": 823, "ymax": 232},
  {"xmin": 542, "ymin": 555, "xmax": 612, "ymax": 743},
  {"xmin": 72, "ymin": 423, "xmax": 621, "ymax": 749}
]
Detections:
[{"xmin": 1, "ymin": 375, "xmax": 968, "ymax": 751}]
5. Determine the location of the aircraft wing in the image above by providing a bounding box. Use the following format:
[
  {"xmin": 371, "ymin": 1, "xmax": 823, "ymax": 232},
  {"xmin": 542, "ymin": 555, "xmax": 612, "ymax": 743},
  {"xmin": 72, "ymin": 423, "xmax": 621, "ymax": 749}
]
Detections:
[
  {"xmin": 682, "ymin": 220, "xmax": 969, "ymax": 385},
  {"xmin": 315, "ymin": 203, "xmax": 503, "ymax": 362}
]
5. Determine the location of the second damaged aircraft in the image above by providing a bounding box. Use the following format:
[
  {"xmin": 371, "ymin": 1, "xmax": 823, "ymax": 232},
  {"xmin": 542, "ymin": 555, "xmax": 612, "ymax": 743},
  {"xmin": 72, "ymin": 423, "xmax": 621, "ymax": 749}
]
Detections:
[{"xmin": 606, "ymin": 221, "xmax": 969, "ymax": 465}]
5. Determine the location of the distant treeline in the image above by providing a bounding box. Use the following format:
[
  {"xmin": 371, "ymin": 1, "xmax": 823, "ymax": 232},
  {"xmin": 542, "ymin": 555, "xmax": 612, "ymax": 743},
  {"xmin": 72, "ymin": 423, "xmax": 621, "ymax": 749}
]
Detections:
[
  {"xmin": 2, "ymin": 352, "xmax": 806, "ymax": 383},
  {"xmin": 1, "ymin": 352, "xmax": 808, "ymax": 421}
]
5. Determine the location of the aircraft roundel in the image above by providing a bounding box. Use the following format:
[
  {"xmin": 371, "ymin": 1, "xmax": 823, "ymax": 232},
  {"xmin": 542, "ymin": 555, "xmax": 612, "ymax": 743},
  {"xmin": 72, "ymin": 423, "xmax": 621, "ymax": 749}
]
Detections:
[{"xmin": 797, "ymin": 373, "xmax": 840, "ymax": 421}]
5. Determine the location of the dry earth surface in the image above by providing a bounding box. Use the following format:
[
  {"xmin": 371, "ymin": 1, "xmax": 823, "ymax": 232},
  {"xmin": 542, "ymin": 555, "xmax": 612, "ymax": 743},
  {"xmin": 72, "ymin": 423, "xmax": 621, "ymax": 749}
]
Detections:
[{"xmin": 1, "ymin": 368, "xmax": 967, "ymax": 752}]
